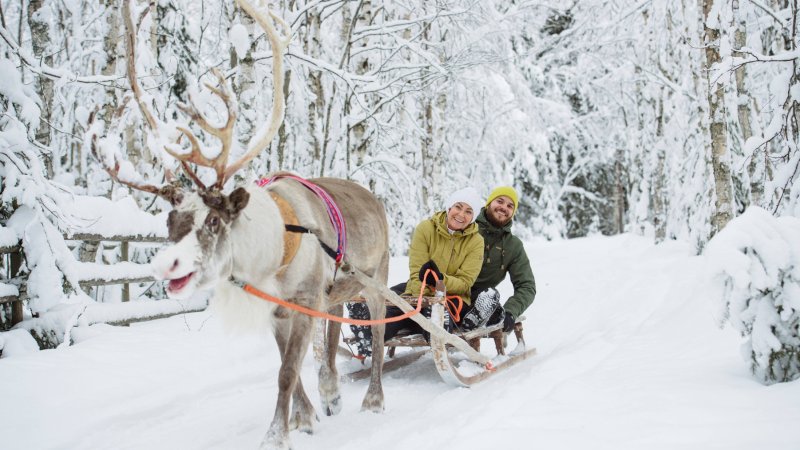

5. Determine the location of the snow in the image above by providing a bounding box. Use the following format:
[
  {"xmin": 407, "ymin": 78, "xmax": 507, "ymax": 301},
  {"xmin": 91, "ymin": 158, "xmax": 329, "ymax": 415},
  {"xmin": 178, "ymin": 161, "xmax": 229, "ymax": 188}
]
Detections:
[
  {"xmin": 1, "ymin": 234, "xmax": 798, "ymax": 449},
  {"xmin": 230, "ymin": 23, "xmax": 251, "ymax": 60},
  {"xmin": 0, "ymin": 58, "xmax": 41, "ymax": 126},
  {"xmin": 0, "ymin": 225, "xmax": 18, "ymax": 248},
  {"xmin": 0, "ymin": 329, "xmax": 39, "ymax": 357},
  {"xmin": 0, "ymin": 282, "xmax": 18, "ymax": 297}
]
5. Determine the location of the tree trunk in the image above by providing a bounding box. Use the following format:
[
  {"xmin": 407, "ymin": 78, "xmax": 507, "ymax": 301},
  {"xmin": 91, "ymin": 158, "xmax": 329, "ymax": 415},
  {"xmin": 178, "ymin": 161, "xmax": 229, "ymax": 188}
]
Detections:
[
  {"xmin": 731, "ymin": 0, "xmax": 762, "ymax": 206},
  {"xmin": 99, "ymin": 0, "xmax": 121, "ymax": 194},
  {"xmin": 304, "ymin": 8, "xmax": 325, "ymax": 176},
  {"xmin": 100, "ymin": 0, "xmax": 120, "ymax": 130},
  {"xmin": 421, "ymin": 96, "xmax": 435, "ymax": 209},
  {"xmin": 27, "ymin": 0, "xmax": 54, "ymax": 177},
  {"xmin": 419, "ymin": 15, "xmax": 443, "ymax": 211},
  {"xmin": 652, "ymin": 94, "xmax": 667, "ymax": 242},
  {"xmin": 613, "ymin": 148, "xmax": 626, "ymax": 234},
  {"xmin": 349, "ymin": 0, "xmax": 372, "ymax": 175},
  {"xmin": 232, "ymin": 5, "xmax": 257, "ymax": 148},
  {"xmin": 276, "ymin": 69, "xmax": 292, "ymax": 171},
  {"xmin": 704, "ymin": 0, "xmax": 734, "ymax": 236}
]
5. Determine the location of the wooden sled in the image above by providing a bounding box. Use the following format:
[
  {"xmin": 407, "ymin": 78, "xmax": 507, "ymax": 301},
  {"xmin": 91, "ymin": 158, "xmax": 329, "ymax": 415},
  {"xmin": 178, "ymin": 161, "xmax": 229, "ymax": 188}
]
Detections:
[{"xmin": 338, "ymin": 287, "xmax": 536, "ymax": 387}]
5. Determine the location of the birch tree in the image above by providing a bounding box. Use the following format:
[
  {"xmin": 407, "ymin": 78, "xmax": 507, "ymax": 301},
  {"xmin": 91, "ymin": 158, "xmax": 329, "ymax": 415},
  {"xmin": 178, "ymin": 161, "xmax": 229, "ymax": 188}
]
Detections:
[
  {"xmin": 26, "ymin": 0, "xmax": 54, "ymax": 176},
  {"xmin": 704, "ymin": 0, "xmax": 735, "ymax": 235}
]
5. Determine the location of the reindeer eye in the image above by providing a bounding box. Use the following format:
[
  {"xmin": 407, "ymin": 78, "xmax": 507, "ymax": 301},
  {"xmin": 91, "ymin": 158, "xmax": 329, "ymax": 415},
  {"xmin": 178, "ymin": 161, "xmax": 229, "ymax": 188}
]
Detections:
[{"xmin": 205, "ymin": 214, "xmax": 221, "ymax": 233}]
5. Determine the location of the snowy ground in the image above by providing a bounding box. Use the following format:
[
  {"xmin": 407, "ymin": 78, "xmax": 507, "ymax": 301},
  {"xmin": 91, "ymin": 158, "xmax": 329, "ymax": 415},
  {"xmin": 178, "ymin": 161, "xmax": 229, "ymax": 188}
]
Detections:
[{"xmin": 1, "ymin": 234, "xmax": 799, "ymax": 450}]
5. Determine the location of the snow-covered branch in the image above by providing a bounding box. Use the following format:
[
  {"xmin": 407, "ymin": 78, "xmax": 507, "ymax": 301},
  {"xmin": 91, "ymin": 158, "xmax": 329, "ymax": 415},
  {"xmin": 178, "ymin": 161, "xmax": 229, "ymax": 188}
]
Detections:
[{"xmin": 0, "ymin": 25, "xmax": 121, "ymax": 86}]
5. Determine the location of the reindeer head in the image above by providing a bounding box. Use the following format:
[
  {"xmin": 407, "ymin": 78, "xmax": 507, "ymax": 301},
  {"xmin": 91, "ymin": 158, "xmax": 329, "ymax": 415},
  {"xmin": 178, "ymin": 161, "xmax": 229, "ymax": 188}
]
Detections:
[
  {"xmin": 92, "ymin": 0, "xmax": 289, "ymax": 299},
  {"xmin": 150, "ymin": 187, "xmax": 250, "ymax": 298}
]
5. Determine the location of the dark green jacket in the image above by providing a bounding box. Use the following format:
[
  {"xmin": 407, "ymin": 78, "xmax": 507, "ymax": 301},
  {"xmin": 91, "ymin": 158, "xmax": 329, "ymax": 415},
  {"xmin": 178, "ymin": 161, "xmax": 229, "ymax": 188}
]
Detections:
[{"xmin": 472, "ymin": 208, "xmax": 536, "ymax": 318}]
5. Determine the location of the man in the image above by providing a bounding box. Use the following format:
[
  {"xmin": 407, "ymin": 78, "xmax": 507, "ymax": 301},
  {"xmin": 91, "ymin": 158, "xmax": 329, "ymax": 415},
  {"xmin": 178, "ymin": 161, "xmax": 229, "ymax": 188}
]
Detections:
[{"xmin": 463, "ymin": 186, "xmax": 536, "ymax": 333}]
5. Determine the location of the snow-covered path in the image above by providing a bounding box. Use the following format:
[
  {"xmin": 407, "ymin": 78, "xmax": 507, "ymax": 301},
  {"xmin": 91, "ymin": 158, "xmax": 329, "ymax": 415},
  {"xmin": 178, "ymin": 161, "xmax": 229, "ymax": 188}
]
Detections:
[{"xmin": 2, "ymin": 234, "xmax": 798, "ymax": 449}]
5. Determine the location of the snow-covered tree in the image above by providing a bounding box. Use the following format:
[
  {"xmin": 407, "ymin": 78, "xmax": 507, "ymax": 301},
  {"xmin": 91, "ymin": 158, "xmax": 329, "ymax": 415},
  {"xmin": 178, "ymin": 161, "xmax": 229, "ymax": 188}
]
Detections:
[{"xmin": 706, "ymin": 207, "xmax": 800, "ymax": 384}]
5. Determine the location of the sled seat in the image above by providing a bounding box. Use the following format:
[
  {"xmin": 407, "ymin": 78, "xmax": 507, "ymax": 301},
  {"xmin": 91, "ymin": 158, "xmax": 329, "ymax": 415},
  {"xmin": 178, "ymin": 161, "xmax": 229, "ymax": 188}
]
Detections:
[{"xmin": 382, "ymin": 316, "xmax": 526, "ymax": 357}]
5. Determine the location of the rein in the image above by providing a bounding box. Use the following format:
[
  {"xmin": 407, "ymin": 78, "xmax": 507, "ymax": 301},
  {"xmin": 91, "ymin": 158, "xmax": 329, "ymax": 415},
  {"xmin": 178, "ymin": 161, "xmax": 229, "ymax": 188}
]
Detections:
[
  {"xmin": 230, "ymin": 270, "xmax": 467, "ymax": 327},
  {"xmin": 229, "ymin": 270, "xmax": 447, "ymax": 326}
]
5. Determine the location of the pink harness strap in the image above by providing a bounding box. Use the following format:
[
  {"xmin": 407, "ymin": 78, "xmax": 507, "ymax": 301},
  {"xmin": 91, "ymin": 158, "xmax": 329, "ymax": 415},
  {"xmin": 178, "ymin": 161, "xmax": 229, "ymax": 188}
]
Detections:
[{"xmin": 257, "ymin": 174, "xmax": 347, "ymax": 264}]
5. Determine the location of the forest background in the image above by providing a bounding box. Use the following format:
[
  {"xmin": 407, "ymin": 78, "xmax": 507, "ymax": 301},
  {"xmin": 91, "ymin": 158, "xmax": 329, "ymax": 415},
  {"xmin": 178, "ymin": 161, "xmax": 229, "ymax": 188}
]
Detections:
[{"xmin": 0, "ymin": 0, "xmax": 799, "ymax": 365}]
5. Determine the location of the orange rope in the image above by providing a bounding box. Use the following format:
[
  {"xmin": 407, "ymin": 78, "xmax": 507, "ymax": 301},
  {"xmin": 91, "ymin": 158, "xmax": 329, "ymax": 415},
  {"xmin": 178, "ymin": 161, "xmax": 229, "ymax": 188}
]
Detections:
[
  {"xmin": 240, "ymin": 269, "xmax": 442, "ymax": 326},
  {"xmin": 445, "ymin": 296, "xmax": 463, "ymax": 322}
]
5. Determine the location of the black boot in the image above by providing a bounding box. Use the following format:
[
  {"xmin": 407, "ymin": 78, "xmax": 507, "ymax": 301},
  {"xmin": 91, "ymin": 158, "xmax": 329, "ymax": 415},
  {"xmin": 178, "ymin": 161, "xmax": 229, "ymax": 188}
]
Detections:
[
  {"xmin": 347, "ymin": 303, "xmax": 372, "ymax": 357},
  {"xmin": 461, "ymin": 287, "xmax": 501, "ymax": 330}
]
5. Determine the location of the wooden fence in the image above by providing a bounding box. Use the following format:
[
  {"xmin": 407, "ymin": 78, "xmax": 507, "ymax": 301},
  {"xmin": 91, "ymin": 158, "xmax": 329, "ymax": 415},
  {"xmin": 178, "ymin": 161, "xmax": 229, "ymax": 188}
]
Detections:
[{"xmin": 1, "ymin": 233, "xmax": 187, "ymax": 331}]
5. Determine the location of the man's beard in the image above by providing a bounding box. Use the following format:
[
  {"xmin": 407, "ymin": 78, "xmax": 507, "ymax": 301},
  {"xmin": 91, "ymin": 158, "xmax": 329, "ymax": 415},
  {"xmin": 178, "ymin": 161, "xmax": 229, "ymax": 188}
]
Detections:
[{"xmin": 487, "ymin": 208, "xmax": 511, "ymax": 228}]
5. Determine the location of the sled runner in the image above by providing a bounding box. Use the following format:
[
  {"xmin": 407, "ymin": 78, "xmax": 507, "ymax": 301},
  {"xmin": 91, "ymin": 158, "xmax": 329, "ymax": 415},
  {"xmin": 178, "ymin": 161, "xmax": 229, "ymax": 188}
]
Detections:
[{"xmin": 338, "ymin": 263, "xmax": 537, "ymax": 387}]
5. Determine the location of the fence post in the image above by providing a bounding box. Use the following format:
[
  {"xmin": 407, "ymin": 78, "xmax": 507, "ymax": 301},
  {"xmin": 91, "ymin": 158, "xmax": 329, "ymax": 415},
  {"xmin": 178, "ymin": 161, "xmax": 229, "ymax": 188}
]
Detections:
[{"xmin": 121, "ymin": 240, "xmax": 130, "ymax": 302}]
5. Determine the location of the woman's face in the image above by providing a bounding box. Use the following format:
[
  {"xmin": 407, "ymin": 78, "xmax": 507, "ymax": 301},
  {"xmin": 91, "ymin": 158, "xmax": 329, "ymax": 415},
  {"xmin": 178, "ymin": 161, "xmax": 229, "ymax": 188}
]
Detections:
[{"xmin": 446, "ymin": 202, "xmax": 475, "ymax": 231}]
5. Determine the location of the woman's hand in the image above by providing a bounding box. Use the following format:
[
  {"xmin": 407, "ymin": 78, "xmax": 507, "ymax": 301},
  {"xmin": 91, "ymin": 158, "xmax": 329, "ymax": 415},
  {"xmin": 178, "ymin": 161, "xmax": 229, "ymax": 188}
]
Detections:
[{"xmin": 418, "ymin": 260, "xmax": 443, "ymax": 287}]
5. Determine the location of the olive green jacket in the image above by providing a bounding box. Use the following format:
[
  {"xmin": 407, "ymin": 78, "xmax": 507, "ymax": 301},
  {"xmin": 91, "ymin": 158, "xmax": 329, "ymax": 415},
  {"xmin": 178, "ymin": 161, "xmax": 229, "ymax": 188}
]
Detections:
[
  {"xmin": 472, "ymin": 208, "xmax": 536, "ymax": 318},
  {"xmin": 402, "ymin": 211, "xmax": 484, "ymax": 304}
]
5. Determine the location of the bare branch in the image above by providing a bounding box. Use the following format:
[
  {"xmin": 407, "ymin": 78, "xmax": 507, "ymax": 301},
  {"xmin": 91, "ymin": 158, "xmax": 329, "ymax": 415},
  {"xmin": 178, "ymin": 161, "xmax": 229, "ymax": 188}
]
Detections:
[
  {"xmin": 90, "ymin": 134, "xmax": 163, "ymax": 196},
  {"xmin": 748, "ymin": 0, "xmax": 792, "ymax": 29}
]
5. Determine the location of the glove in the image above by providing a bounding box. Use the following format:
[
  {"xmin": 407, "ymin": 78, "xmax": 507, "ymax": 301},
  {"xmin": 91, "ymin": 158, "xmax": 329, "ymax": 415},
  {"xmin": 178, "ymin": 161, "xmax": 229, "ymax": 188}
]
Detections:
[
  {"xmin": 418, "ymin": 260, "xmax": 443, "ymax": 287},
  {"xmin": 502, "ymin": 311, "xmax": 516, "ymax": 333}
]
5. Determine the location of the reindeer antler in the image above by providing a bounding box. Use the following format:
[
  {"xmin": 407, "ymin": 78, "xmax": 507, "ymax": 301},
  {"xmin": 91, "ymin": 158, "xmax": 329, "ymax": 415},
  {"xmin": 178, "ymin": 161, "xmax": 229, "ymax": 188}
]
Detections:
[
  {"xmin": 167, "ymin": 0, "xmax": 291, "ymax": 190},
  {"xmin": 103, "ymin": 0, "xmax": 290, "ymax": 195},
  {"xmin": 165, "ymin": 68, "xmax": 236, "ymax": 190},
  {"xmin": 223, "ymin": 0, "xmax": 291, "ymax": 186}
]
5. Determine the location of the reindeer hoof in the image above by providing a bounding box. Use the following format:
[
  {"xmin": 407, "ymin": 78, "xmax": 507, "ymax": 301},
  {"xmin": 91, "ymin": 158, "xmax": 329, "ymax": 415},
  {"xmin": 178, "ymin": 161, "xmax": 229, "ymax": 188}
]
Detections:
[
  {"xmin": 323, "ymin": 394, "xmax": 342, "ymax": 416},
  {"xmin": 260, "ymin": 429, "xmax": 291, "ymax": 450},
  {"xmin": 289, "ymin": 411, "xmax": 318, "ymax": 434},
  {"xmin": 360, "ymin": 397, "xmax": 385, "ymax": 413}
]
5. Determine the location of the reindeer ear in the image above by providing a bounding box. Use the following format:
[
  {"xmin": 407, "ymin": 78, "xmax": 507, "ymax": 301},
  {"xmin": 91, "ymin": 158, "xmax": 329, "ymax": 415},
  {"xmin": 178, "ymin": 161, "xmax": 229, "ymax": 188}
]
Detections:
[
  {"xmin": 227, "ymin": 187, "xmax": 250, "ymax": 219},
  {"xmin": 160, "ymin": 185, "xmax": 184, "ymax": 207}
]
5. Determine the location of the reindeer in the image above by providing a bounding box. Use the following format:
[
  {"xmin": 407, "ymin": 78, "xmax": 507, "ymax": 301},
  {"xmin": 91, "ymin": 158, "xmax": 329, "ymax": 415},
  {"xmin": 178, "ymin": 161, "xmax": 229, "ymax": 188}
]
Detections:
[{"xmin": 95, "ymin": 1, "xmax": 389, "ymax": 448}]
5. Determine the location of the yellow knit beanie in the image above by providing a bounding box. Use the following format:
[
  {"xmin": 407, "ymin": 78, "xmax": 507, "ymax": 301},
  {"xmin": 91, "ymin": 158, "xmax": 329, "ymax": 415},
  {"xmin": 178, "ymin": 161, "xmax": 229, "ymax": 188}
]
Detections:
[{"xmin": 486, "ymin": 186, "xmax": 519, "ymax": 216}]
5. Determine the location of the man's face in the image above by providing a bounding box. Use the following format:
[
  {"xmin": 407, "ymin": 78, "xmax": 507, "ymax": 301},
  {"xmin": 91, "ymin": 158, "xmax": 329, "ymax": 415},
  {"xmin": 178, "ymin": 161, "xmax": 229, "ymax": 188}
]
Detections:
[{"xmin": 486, "ymin": 195, "xmax": 515, "ymax": 227}]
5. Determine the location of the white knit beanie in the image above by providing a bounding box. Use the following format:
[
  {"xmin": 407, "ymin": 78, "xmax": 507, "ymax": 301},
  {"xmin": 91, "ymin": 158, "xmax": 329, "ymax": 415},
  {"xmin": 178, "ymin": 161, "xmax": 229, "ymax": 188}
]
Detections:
[{"xmin": 445, "ymin": 187, "xmax": 483, "ymax": 223}]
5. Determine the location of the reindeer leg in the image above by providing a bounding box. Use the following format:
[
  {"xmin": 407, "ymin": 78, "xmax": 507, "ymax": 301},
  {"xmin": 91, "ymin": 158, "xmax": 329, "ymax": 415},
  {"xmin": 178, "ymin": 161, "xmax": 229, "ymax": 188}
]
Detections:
[
  {"xmin": 276, "ymin": 318, "xmax": 318, "ymax": 435},
  {"xmin": 361, "ymin": 285, "xmax": 386, "ymax": 413},
  {"xmin": 263, "ymin": 314, "xmax": 315, "ymax": 449},
  {"xmin": 318, "ymin": 303, "xmax": 343, "ymax": 416},
  {"xmin": 274, "ymin": 320, "xmax": 318, "ymax": 434},
  {"xmin": 289, "ymin": 383, "xmax": 318, "ymax": 433}
]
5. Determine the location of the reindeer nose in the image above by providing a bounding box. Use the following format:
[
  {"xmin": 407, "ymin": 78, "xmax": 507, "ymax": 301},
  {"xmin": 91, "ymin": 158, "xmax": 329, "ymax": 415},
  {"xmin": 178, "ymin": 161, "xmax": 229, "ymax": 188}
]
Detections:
[{"xmin": 151, "ymin": 251, "xmax": 180, "ymax": 280}]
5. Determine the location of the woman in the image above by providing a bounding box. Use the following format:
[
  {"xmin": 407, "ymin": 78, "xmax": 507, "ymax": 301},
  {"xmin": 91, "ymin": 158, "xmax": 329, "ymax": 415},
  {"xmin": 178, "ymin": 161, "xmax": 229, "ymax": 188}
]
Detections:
[
  {"xmin": 384, "ymin": 186, "xmax": 485, "ymax": 341},
  {"xmin": 348, "ymin": 187, "xmax": 485, "ymax": 355}
]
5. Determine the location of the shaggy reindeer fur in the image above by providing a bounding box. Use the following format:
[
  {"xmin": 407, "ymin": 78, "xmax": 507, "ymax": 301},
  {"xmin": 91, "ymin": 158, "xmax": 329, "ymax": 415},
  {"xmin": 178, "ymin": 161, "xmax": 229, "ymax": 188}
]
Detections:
[{"xmin": 151, "ymin": 175, "xmax": 389, "ymax": 450}]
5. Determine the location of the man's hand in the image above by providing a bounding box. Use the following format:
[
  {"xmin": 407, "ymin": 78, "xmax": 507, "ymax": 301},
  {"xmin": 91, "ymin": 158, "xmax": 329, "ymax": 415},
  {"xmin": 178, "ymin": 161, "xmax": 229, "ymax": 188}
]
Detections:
[
  {"xmin": 502, "ymin": 311, "xmax": 516, "ymax": 332},
  {"xmin": 418, "ymin": 260, "xmax": 443, "ymax": 287}
]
